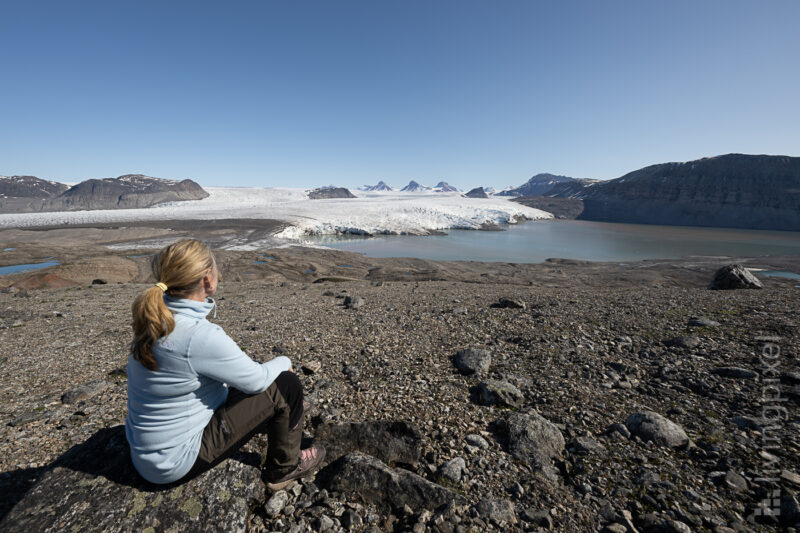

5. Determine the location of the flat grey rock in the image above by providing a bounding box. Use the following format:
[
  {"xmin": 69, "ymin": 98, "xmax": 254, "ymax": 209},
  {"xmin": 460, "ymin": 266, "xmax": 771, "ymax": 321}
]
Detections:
[
  {"xmin": 625, "ymin": 411, "xmax": 689, "ymax": 448},
  {"xmin": 711, "ymin": 366, "xmax": 758, "ymax": 379},
  {"xmin": 61, "ymin": 379, "xmax": 111, "ymax": 404}
]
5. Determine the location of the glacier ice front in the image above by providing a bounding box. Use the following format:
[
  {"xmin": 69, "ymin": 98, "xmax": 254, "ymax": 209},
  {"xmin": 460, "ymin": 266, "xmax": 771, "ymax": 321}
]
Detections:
[{"xmin": 0, "ymin": 187, "xmax": 553, "ymax": 239}]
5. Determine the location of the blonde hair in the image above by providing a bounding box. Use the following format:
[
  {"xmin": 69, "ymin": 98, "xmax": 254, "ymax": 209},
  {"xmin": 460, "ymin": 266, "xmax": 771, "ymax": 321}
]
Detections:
[{"xmin": 130, "ymin": 239, "xmax": 216, "ymax": 370}]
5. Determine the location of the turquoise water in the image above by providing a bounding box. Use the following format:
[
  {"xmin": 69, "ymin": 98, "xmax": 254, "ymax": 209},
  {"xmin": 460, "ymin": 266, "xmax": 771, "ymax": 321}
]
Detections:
[
  {"xmin": 302, "ymin": 220, "xmax": 800, "ymax": 263},
  {"xmin": 0, "ymin": 261, "xmax": 61, "ymax": 275},
  {"xmin": 759, "ymin": 270, "xmax": 800, "ymax": 280}
]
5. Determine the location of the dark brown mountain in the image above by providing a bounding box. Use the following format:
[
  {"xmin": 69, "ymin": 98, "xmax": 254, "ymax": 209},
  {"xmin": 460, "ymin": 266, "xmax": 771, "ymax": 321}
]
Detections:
[
  {"xmin": 0, "ymin": 175, "xmax": 69, "ymax": 199},
  {"xmin": 496, "ymin": 173, "xmax": 583, "ymax": 197},
  {"xmin": 0, "ymin": 174, "xmax": 209, "ymax": 213},
  {"xmin": 540, "ymin": 154, "xmax": 800, "ymax": 231},
  {"xmin": 464, "ymin": 187, "xmax": 488, "ymax": 198}
]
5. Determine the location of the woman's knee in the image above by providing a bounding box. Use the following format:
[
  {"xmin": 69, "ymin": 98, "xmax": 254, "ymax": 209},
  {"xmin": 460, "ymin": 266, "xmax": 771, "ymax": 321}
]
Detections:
[{"xmin": 274, "ymin": 371, "xmax": 303, "ymax": 402}]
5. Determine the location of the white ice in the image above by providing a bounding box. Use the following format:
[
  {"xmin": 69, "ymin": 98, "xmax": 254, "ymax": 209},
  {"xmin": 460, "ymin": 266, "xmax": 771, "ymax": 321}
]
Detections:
[{"xmin": 0, "ymin": 187, "xmax": 553, "ymax": 244}]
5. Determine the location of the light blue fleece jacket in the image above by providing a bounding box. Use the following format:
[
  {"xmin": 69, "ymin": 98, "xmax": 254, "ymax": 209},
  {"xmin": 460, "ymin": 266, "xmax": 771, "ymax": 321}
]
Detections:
[{"xmin": 125, "ymin": 295, "xmax": 292, "ymax": 484}]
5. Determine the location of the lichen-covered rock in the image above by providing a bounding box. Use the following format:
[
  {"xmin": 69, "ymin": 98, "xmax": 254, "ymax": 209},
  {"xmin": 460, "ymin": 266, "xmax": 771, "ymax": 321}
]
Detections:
[
  {"xmin": 478, "ymin": 380, "xmax": 524, "ymax": 407},
  {"xmin": 708, "ymin": 264, "xmax": 764, "ymax": 290},
  {"xmin": 507, "ymin": 411, "xmax": 565, "ymax": 480},
  {"xmin": 318, "ymin": 451, "xmax": 464, "ymax": 513},
  {"xmin": 0, "ymin": 425, "xmax": 264, "ymax": 533},
  {"xmin": 313, "ymin": 420, "xmax": 422, "ymax": 466},
  {"xmin": 625, "ymin": 411, "xmax": 689, "ymax": 448}
]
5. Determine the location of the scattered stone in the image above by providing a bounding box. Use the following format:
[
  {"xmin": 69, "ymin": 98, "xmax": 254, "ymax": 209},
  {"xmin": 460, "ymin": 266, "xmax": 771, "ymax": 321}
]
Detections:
[
  {"xmin": 477, "ymin": 380, "xmax": 524, "ymax": 407},
  {"xmin": 341, "ymin": 509, "xmax": 363, "ymax": 530},
  {"xmin": 781, "ymin": 470, "xmax": 800, "ymax": 487},
  {"xmin": 264, "ymin": 490, "xmax": 288, "ymax": 517},
  {"xmin": 302, "ymin": 360, "xmax": 322, "ymax": 374},
  {"xmin": 724, "ymin": 470, "xmax": 748, "ymax": 491},
  {"xmin": 438, "ymin": 457, "xmax": 467, "ymax": 483},
  {"xmin": 708, "ymin": 264, "xmax": 764, "ymax": 290},
  {"xmin": 61, "ymin": 379, "xmax": 111, "ymax": 404},
  {"xmin": 476, "ymin": 498, "xmax": 517, "ymax": 527},
  {"xmin": 91, "ymin": 279, "xmax": 108, "ymax": 285},
  {"xmin": 729, "ymin": 415, "xmax": 763, "ymax": 430},
  {"xmin": 508, "ymin": 481, "xmax": 524, "ymax": 498},
  {"xmin": 625, "ymin": 411, "xmax": 689, "ymax": 448},
  {"xmin": 602, "ymin": 524, "xmax": 627, "ymax": 533},
  {"xmin": 316, "ymin": 514, "xmax": 335, "ymax": 531},
  {"xmin": 343, "ymin": 296, "xmax": 365, "ymax": 309},
  {"xmin": 605, "ymin": 423, "xmax": 631, "ymax": 439},
  {"xmin": 664, "ymin": 336, "xmax": 700, "ymax": 349},
  {"xmin": 522, "ymin": 508, "xmax": 552, "ymax": 528},
  {"xmin": 452, "ymin": 307, "xmax": 468, "ymax": 315},
  {"xmin": 490, "ymin": 297, "xmax": 526, "ymax": 310},
  {"xmin": 454, "ymin": 348, "xmax": 491, "ymax": 376},
  {"xmin": 688, "ymin": 317, "xmax": 720, "ymax": 327},
  {"xmin": 8, "ymin": 410, "xmax": 49, "ymax": 427},
  {"xmin": 711, "ymin": 366, "xmax": 758, "ymax": 379},
  {"xmin": 319, "ymin": 452, "xmax": 465, "ymax": 514},
  {"xmin": 569, "ymin": 435, "xmax": 605, "ymax": 454},
  {"xmin": 465, "ymin": 434, "xmax": 489, "ymax": 449}
]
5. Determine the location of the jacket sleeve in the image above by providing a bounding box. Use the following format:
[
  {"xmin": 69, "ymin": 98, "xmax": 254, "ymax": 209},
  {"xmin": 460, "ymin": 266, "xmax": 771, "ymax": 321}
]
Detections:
[{"xmin": 188, "ymin": 323, "xmax": 292, "ymax": 394}]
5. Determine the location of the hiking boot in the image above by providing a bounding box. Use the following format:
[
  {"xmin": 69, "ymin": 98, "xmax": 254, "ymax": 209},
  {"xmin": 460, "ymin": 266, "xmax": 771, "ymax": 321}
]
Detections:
[{"xmin": 265, "ymin": 443, "xmax": 326, "ymax": 491}]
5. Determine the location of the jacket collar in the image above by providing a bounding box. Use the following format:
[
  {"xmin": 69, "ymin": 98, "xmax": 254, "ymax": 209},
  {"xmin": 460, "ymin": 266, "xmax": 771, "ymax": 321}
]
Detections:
[{"xmin": 164, "ymin": 295, "xmax": 217, "ymax": 319}]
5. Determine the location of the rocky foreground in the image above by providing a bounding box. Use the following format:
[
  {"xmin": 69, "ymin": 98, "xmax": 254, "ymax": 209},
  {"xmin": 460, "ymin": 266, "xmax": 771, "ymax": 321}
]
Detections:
[{"xmin": 0, "ymin": 255, "xmax": 798, "ymax": 532}]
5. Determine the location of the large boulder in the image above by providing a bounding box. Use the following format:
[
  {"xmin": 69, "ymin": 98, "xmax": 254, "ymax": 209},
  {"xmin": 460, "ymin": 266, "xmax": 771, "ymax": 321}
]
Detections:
[
  {"xmin": 625, "ymin": 411, "xmax": 689, "ymax": 448},
  {"xmin": 0, "ymin": 425, "xmax": 264, "ymax": 533},
  {"xmin": 319, "ymin": 452, "xmax": 464, "ymax": 514},
  {"xmin": 313, "ymin": 420, "xmax": 422, "ymax": 466},
  {"xmin": 708, "ymin": 264, "xmax": 763, "ymax": 290},
  {"xmin": 507, "ymin": 411, "xmax": 565, "ymax": 480}
]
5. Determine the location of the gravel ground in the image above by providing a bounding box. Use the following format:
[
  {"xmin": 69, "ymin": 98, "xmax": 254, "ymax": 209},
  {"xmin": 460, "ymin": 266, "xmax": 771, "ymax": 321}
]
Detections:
[{"xmin": 0, "ymin": 256, "xmax": 798, "ymax": 531}]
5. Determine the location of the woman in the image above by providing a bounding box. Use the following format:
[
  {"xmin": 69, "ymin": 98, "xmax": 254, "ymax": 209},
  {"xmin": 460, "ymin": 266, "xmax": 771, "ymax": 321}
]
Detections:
[{"xmin": 125, "ymin": 239, "xmax": 324, "ymax": 488}]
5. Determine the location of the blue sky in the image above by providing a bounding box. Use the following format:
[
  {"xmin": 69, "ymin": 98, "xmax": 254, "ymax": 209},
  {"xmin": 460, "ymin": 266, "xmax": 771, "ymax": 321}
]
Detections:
[{"xmin": 1, "ymin": 1, "xmax": 798, "ymax": 189}]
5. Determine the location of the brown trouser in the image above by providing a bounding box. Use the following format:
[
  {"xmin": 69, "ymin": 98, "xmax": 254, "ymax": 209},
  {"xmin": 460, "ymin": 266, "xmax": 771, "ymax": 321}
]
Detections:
[{"xmin": 182, "ymin": 370, "xmax": 304, "ymax": 482}]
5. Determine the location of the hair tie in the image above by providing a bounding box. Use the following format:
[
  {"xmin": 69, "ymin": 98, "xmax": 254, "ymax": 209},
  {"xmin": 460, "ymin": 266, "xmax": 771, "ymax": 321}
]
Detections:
[{"xmin": 154, "ymin": 282, "xmax": 168, "ymax": 292}]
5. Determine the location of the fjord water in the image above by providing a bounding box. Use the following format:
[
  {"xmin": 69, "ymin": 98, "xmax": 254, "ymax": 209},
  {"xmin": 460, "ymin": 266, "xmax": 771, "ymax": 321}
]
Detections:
[{"xmin": 304, "ymin": 220, "xmax": 800, "ymax": 263}]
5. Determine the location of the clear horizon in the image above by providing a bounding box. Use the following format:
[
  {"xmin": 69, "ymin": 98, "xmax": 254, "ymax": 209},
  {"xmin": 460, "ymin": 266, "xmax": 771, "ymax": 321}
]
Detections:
[{"xmin": 1, "ymin": 1, "xmax": 798, "ymax": 190}]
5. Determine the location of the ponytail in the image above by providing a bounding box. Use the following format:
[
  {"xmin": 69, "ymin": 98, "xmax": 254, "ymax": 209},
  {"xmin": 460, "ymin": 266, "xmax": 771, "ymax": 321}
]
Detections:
[
  {"xmin": 130, "ymin": 239, "xmax": 215, "ymax": 371},
  {"xmin": 130, "ymin": 286, "xmax": 176, "ymax": 370}
]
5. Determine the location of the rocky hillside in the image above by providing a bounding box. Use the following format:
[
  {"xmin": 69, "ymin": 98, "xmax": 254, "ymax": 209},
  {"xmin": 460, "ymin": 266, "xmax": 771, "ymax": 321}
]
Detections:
[
  {"xmin": 549, "ymin": 154, "xmax": 800, "ymax": 231},
  {"xmin": 0, "ymin": 261, "xmax": 797, "ymax": 532},
  {"xmin": 0, "ymin": 175, "xmax": 69, "ymax": 199},
  {"xmin": 497, "ymin": 174, "xmax": 580, "ymax": 197},
  {"xmin": 0, "ymin": 174, "xmax": 209, "ymax": 213}
]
